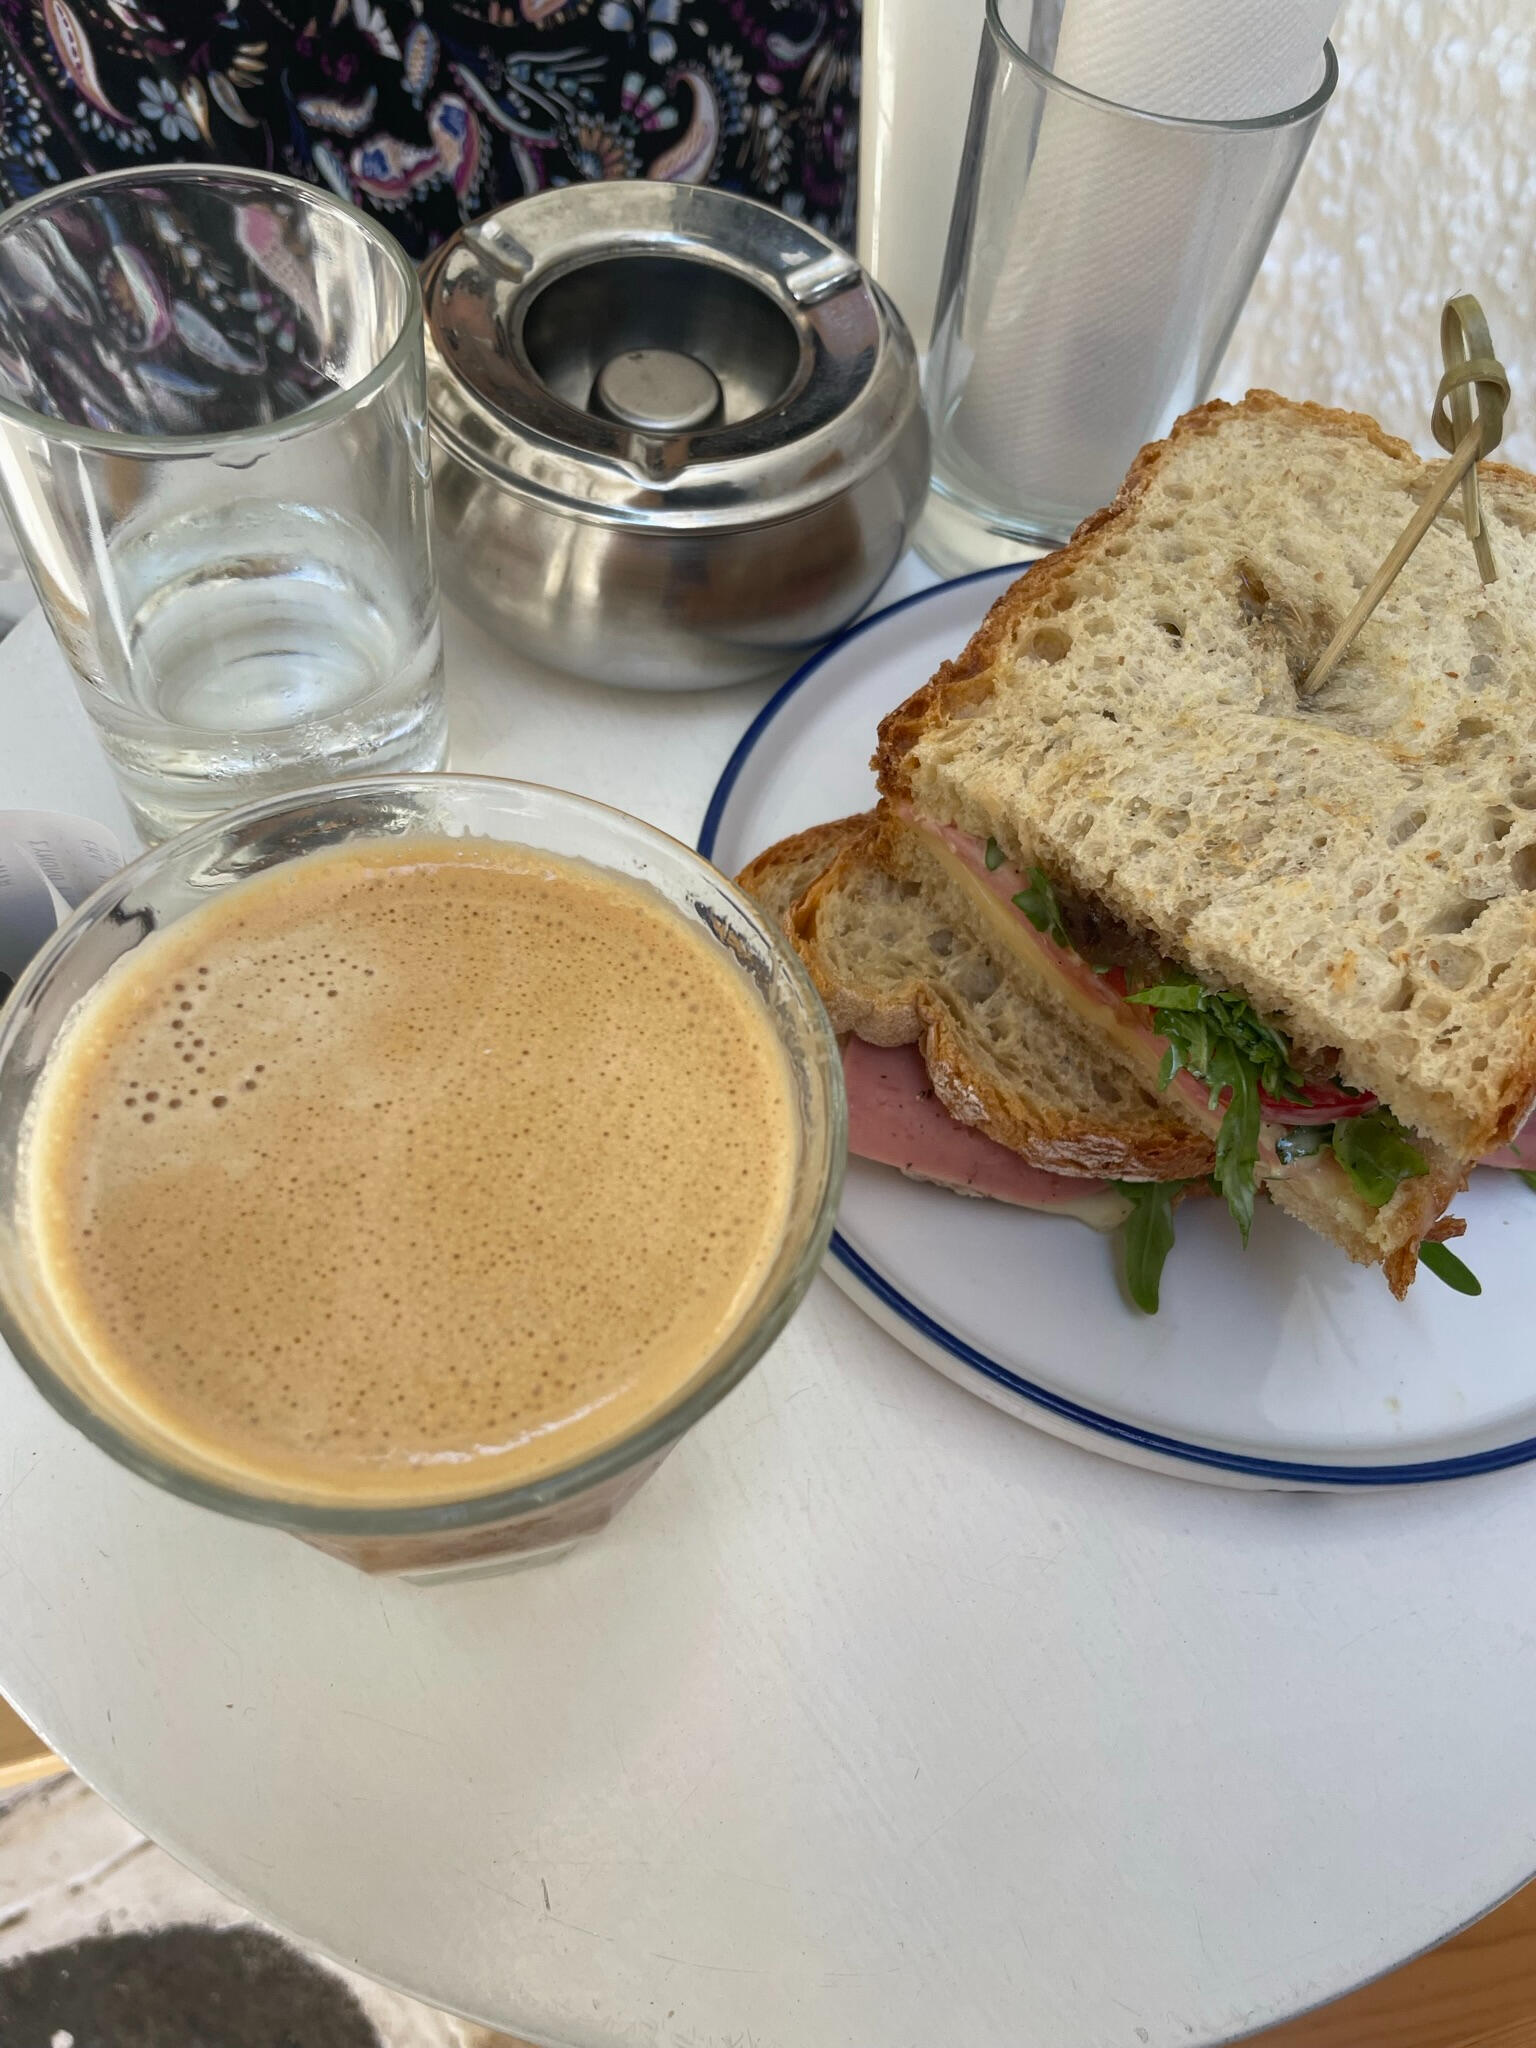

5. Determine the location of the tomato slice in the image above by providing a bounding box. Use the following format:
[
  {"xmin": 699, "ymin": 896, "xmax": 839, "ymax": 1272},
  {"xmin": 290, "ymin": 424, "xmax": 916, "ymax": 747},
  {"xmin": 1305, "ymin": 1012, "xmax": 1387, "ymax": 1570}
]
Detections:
[{"xmin": 1260, "ymin": 1078, "xmax": 1377, "ymax": 1125}]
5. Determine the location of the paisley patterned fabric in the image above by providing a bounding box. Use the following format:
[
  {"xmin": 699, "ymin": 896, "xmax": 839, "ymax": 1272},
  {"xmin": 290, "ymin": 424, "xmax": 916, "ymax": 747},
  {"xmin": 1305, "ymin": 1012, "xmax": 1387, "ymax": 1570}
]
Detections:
[{"xmin": 0, "ymin": 0, "xmax": 859, "ymax": 255}]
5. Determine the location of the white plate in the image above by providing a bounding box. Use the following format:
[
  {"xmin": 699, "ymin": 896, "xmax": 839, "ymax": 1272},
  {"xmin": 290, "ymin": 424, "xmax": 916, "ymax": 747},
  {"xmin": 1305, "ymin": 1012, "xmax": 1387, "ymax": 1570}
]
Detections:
[{"xmin": 702, "ymin": 567, "xmax": 1536, "ymax": 1490}]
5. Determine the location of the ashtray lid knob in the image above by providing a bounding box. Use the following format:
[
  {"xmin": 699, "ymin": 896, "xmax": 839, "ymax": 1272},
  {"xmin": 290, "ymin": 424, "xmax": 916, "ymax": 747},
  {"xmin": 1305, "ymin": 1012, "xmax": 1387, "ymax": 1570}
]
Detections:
[{"xmin": 592, "ymin": 349, "xmax": 723, "ymax": 434}]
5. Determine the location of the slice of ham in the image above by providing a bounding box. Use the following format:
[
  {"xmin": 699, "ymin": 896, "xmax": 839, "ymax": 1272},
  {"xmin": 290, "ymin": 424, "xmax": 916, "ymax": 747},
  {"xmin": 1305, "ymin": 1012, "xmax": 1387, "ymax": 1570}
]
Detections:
[
  {"xmin": 842, "ymin": 1036, "xmax": 1130, "ymax": 1228},
  {"xmin": 1482, "ymin": 1117, "xmax": 1536, "ymax": 1172},
  {"xmin": 846, "ymin": 1022, "xmax": 1529, "ymax": 1254}
]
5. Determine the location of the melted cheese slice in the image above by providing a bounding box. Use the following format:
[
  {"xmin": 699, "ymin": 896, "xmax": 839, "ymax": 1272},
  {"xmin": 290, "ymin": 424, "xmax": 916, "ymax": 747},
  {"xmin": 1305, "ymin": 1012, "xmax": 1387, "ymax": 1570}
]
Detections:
[{"xmin": 912, "ymin": 818, "xmax": 1313, "ymax": 1173}]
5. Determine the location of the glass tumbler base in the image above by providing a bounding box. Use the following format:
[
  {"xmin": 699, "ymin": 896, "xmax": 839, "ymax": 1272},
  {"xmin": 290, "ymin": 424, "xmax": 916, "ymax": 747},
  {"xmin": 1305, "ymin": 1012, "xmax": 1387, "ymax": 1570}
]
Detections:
[
  {"xmin": 106, "ymin": 712, "xmax": 450, "ymax": 847},
  {"xmin": 913, "ymin": 478, "xmax": 1057, "ymax": 581}
]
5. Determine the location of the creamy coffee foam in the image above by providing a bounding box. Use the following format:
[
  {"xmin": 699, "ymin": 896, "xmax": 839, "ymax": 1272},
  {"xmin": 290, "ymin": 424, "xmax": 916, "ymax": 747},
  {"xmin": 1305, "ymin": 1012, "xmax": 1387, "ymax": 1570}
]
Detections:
[{"xmin": 25, "ymin": 837, "xmax": 796, "ymax": 1503}]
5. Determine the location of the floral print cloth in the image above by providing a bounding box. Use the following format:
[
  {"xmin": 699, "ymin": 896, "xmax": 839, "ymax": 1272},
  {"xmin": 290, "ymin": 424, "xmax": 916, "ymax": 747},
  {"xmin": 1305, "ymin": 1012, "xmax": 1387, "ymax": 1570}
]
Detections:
[{"xmin": 0, "ymin": 0, "xmax": 860, "ymax": 256}]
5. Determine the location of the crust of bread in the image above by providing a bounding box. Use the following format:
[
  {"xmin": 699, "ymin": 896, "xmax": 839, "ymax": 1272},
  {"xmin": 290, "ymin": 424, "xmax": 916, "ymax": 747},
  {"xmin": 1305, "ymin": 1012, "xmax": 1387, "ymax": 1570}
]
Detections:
[
  {"xmin": 738, "ymin": 810, "xmax": 1214, "ymax": 1180},
  {"xmin": 871, "ymin": 388, "xmax": 1536, "ymax": 1280},
  {"xmin": 1266, "ymin": 1149, "xmax": 1467, "ymax": 1298},
  {"xmin": 1382, "ymin": 1208, "xmax": 1468, "ymax": 1299},
  {"xmin": 873, "ymin": 392, "xmax": 1422, "ymax": 799},
  {"xmin": 734, "ymin": 815, "xmax": 870, "ymax": 927}
]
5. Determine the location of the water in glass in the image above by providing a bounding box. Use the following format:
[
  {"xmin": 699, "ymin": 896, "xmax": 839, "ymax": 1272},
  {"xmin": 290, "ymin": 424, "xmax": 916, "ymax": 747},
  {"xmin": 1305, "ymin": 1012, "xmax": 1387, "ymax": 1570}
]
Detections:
[{"xmin": 85, "ymin": 501, "xmax": 446, "ymax": 840}]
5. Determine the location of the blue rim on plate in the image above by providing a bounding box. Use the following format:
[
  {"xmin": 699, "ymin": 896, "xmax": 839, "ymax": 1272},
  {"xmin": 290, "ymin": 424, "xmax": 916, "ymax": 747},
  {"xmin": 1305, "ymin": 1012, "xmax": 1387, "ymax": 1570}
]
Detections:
[{"xmin": 699, "ymin": 567, "xmax": 1536, "ymax": 1488}]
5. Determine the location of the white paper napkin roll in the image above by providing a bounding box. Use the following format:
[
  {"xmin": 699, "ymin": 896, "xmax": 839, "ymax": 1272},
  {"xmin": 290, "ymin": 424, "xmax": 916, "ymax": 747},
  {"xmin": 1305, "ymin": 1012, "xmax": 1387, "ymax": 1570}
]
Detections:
[
  {"xmin": 1055, "ymin": 0, "xmax": 1338, "ymax": 120},
  {"xmin": 946, "ymin": 0, "xmax": 1340, "ymax": 529}
]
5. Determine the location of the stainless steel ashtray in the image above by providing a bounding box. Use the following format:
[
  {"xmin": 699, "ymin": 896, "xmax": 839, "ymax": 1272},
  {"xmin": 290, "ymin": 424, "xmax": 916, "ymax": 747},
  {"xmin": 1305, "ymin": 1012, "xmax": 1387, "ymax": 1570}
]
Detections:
[{"xmin": 422, "ymin": 184, "xmax": 928, "ymax": 690}]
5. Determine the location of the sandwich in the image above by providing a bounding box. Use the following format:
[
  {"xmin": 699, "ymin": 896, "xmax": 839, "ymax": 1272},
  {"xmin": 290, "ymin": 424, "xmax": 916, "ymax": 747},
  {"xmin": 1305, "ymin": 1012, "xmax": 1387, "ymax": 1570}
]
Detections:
[
  {"xmin": 742, "ymin": 798, "xmax": 1527, "ymax": 1308},
  {"xmin": 739, "ymin": 808, "xmax": 1216, "ymax": 1310},
  {"xmin": 871, "ymin": 392, "xmax": 1536, "ymax": 1296}
]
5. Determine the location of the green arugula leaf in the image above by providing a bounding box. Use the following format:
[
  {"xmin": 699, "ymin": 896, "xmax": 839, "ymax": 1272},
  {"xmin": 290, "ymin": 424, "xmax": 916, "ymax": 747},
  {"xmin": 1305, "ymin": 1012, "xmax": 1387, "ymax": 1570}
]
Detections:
[
  {"xmin": 1517, "ymin": 1169, "xmax": 1536, "ymax": 1194},
  {"xmin": 1419, "ymin": 1240, "xmax": 1481, "ymax": 1295},
  {"xmin": 1131, "ymin": 976, "xmax": 1205, "ymax": 1012},
  {"xmin": 1208, "ymin": 993, "xmax": 1306, "ymax": 1104},
  {"xmin": 984, "ymin": 836, "xmax": 1004, "ymax": 872},
  {"xmin": 1129, "ymin": 978, "xmax": 1304, "ymax": 1104},
  {"xmin": 1206, "ymin": 1040, "xmax": 1259, "ymax": 1245},
  {"xmin": 1111, "ymin": 1179, "xmax": 1190, "ymax": 1314},
  {"xmin": 1011, "ymin": 867, "xmax": 1069, "ymax": 950},
  {"xmin": 1128, "ymin": 974, "xmax": 1302, "ymax": 1240},
  {"xmin": 1330, "ymin": 1110, "xmax": 1428, "ymax": 1209}
]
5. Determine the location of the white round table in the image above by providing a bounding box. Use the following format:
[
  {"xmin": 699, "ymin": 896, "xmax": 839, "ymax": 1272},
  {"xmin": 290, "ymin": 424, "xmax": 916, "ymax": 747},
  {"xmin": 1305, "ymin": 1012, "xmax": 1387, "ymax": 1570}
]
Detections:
[{"xmin": 3, "ymin": 568, "xmax": 1535, "ymax": 2048}]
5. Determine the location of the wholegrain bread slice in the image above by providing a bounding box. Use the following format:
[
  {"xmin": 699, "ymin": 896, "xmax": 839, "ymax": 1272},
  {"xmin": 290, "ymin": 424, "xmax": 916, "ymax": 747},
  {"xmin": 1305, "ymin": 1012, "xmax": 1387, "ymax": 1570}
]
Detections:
[
  {"xmin": 877, "ymin": 390, "xmax": 1528, "ymax": 1282},
  {"xmin": 738, "ymin": 810, "xmax": 1213, "ymax": 1180},
  {"xmin": 737, "ymin": 816, "xmax": 869, "ymax": 927}
]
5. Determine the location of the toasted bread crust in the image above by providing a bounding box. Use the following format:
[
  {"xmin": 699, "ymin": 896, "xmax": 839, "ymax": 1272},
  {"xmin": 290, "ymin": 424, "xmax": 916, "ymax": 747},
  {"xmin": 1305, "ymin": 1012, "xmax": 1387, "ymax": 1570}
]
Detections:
[
  {"xmin": 873, "ymin": 392, "xmax": 1423, "ymax": 801},
  {"xmin": 734, "ymin": 814, "xmax": 871, "ymax": 930},
  {"xmin": 1383, "ymin": 1209, "xmax": 1469, "ymax": 1299},
  {"xmin": 739, "ymin": 809, "xmax": 1214, "ymax": 1180},
  {"xmin": 871, "ymin": 388, "xmax": 1536, "ymax": 1281}
]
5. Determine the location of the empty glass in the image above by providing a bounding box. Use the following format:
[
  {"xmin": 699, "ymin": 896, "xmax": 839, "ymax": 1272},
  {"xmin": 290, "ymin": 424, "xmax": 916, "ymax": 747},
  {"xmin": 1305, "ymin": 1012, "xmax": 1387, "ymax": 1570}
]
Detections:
[
  {"xmin": 919, "ymin": 0, "xmax": 1337, "ymax": 573},
  {"xmin": 0, "ymin": 167, "xmax": 446, "ymax": 843}
]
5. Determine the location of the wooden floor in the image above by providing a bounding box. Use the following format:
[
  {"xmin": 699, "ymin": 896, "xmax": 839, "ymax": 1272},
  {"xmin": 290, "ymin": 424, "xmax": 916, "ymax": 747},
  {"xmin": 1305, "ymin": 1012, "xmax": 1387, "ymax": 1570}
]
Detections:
[
  {"xmin": 1254, "ymin": 1878, "xmax": 1536, "ymax": 2048},
  {"xmin": 3, "ymin": 1699, "xmax": 1533, "ymax": 2044},
  {"xmin": 0, "ymin": 1697, "xmax": 65, "ymax": 1793}
]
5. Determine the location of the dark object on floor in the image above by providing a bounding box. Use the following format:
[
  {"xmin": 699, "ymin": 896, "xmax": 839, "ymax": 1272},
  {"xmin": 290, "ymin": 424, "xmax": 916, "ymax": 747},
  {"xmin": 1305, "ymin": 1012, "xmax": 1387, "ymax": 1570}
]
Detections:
[{"xmin": 0, "ymin": 1922, "xmax": 383, "ymax": 2047}]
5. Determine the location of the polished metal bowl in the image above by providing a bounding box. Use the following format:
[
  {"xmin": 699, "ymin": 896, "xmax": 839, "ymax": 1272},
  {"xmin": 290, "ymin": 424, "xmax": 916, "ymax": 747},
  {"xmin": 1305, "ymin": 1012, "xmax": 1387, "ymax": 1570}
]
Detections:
[{"xmin": 423, "ymin": 184, "xmax": 929, "ymax": 690}]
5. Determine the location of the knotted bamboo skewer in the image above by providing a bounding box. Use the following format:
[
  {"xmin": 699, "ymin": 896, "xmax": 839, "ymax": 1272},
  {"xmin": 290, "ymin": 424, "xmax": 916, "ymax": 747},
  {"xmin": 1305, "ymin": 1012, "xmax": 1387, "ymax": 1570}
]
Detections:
[{"xmin": 1304, "ymin": 294, "xmax": 1510, "ymax": 695}]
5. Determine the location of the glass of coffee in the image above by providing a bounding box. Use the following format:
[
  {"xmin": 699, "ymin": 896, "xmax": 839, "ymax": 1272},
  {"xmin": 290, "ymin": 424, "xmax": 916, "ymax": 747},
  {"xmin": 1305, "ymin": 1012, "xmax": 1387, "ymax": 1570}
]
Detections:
[{"xmin": 0, "ymin": 776, "xmax": 845, "ymax": 1581}]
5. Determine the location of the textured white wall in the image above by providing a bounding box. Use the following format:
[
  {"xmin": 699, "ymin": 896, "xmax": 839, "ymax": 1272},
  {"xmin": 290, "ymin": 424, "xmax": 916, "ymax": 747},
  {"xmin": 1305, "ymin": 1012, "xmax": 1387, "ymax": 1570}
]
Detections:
[{"xmin": 1220, "ymin": 0, "xmax": 1536, "ymax": 466}]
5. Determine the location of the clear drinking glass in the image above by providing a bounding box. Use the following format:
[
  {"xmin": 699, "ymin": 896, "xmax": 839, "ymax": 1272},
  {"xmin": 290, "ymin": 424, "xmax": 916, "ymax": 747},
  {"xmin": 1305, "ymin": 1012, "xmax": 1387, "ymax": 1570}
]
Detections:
[
  {"xmin": 0, "ymin": 168, "xmax": 447, "ymax": 844},
  {"xmin": 0, "ymin": 776, "xmax": 845, "ymax": 1583},
  {"xmin": 919, "ymin": 0, "xmax": 1337, "ymax": 573}
]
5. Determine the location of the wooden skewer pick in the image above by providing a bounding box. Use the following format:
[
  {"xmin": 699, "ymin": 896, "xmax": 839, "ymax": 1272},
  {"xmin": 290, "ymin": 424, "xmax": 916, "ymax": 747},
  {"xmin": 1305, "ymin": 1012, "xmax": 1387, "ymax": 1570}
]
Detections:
[{"xmin": 1303, "ymin": 294, "xmax": 1510, "ymax": 695}]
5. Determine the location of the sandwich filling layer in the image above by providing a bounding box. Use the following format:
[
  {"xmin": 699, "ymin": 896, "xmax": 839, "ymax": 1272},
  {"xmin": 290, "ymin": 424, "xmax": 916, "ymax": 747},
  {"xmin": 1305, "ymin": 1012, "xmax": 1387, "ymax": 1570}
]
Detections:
[
  {"xmin": 839, "ymin": 1017, "xmax": 1515, "ymax": 1309},
  {"xmin": 842, "ymin": 1037, "xmax": 1132, "ymax": 1227},
  {"xmin": 844, "ymin": 1019, "xmax": 1530, "ymax": 1192},
  {"xmin": 905, "ymin": 812, "xmax": 1433, "ymax": 1241}
]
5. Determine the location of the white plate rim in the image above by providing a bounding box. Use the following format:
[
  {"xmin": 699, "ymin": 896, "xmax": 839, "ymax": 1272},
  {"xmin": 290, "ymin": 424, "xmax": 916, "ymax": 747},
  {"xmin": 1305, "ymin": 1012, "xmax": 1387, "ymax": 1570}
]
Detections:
[{"xmin": 700, "ymin": 567, "xmax": 1536, "ymax": 1490}]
